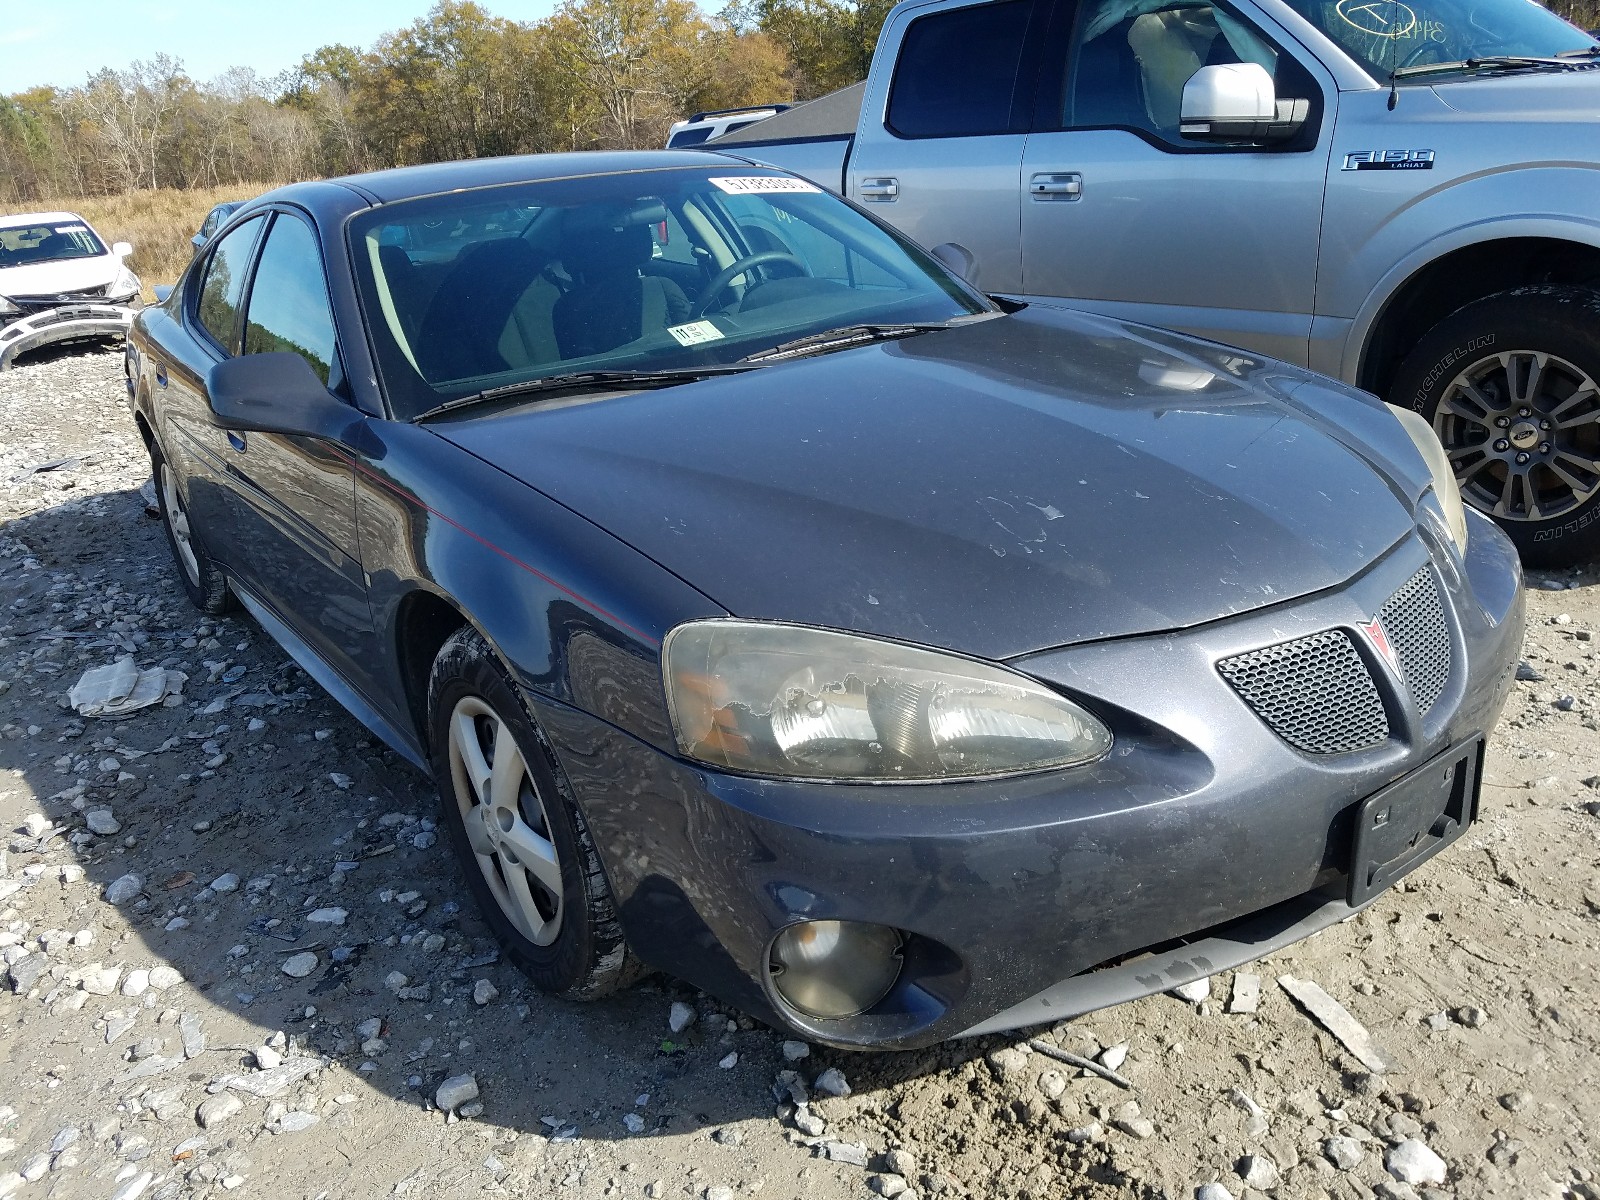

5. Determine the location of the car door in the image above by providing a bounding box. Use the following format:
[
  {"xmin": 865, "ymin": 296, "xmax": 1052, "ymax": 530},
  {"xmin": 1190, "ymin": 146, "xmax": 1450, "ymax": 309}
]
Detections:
[
  {"xmin": 163, "ymin": 214, "xmax": 269, "ymax": 547},
  {"xmin": 217, "ymin": 208, "xmax": 377, "ymax": 681},
  {"xmin": 846, "ymin": 0, "xmax": 1050, "ymax": 293},
  {"xmin": 1018, "ymin": 0, "xmax": 1336, "ymax": 364}
]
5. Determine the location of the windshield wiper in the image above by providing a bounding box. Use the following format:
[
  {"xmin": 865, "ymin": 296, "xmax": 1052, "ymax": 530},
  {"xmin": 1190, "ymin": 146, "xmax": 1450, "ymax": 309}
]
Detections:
[
  {"xmin": 740, "ymin": 322, "xmax": 958, "ymax": 364},
  {"xmin": 1392, "ymin": 54, "xmax": 1592, "ymax": 80},
  {"xmin": 413, "ymin": 364, "xmax": 758, "ymax": 422},
  {"xmin": 1556, "ymin": 45, "xmax": 1600, "ymax": 58}
]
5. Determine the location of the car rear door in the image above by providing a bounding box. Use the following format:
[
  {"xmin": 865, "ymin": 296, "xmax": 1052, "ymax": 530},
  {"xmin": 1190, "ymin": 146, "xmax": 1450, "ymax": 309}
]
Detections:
[
  {"xmin": 213, "ymin": 208, "xmax": 378, "ymax": 683},
  {"xmin": 846, "ymin": 0, "xmax": 1050, "ymax": 294},
  {"xmin": 162, "ymin": 214, "xmax": 269, "ymax": 547},
  {"xmin": 1017, "ymin": 0, "xmax": 1336, "ymax": 364}
]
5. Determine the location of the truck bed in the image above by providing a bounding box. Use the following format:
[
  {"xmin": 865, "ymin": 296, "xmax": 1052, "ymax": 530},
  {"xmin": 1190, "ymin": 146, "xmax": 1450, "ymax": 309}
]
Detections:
[{"xmin": 708, "ymin": 82, "xmax": 866, "ymax": 193}]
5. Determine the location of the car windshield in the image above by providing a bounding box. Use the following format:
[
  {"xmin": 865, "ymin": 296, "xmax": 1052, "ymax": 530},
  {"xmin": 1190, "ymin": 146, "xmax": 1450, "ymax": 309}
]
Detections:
[
  {"xmin": 0, "ymin": 220, "xmax": 108, "ymax": 269},
  {"xmin": 1278, "ymin": 0, "xmax": 1597, "ymax": 79},
  {"xmin": 348, "ymin": 167, "xmax": 990, "ymax": 419}
]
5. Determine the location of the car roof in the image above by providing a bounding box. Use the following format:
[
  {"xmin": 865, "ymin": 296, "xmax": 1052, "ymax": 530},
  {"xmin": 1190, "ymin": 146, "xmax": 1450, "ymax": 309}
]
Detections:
[
  {"xmin": 317, "ymin": 150, "xmax": 752, "ymax": 206},
  {"xmin": 0, "ymin": 211, "xmax": 92, "ymax": 230}
]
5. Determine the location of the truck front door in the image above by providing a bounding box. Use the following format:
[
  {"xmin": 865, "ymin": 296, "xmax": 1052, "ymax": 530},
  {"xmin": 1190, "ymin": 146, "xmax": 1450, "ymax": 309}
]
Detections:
[{"xmin": 1018, "ymin": 0, "xmax": 1336, "ymax": 365}]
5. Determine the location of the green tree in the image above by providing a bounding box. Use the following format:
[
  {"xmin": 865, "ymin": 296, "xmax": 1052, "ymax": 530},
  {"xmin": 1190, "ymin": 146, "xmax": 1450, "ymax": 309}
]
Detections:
[{"xmin": 730, "ymin": 0, "xmax": 892, "ymax": 98}]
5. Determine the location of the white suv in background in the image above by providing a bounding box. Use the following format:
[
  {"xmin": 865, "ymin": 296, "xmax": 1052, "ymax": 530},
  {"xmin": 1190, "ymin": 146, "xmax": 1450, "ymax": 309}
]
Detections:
[{"xmin": 665, "ymin": 105, "xmax": 790, "ymax": 148}]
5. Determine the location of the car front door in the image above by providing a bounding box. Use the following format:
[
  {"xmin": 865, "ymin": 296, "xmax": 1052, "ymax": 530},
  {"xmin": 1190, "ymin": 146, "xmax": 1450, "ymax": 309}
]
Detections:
[
  {"xmin": 846, "ymin": 0, "xmax": 1049, "ymax": 294},
  {"xmin": 1018, "ymin": 0, "xmax": 1336, "ymax": 364},
  {"xmin": 215, "ymin": 208, "xmax": 377, "ymax": 683}
]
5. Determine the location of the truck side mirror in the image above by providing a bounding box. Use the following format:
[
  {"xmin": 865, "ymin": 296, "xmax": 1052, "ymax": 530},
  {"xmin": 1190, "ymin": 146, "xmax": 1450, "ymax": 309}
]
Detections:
[{"xmin": 1180, "ymin": 63, "xmax": 1307, "ymax": 143}]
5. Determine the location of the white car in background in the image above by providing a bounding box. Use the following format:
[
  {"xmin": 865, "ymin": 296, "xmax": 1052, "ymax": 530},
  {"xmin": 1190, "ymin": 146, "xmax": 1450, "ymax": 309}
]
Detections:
[{"xmin": 0, "ymin": 211, "xmax": 142, "ymax": 370}]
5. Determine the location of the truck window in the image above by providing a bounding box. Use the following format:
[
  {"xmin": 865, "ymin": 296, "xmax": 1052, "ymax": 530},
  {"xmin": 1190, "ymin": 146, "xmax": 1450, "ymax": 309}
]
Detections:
[
  {"xmin": 887, "ymin": 0, "xmax": 1035, "ymax": 138},
  {"xmin": 1054, "ymin": 0, "xmax": 1315, "ymax": 148}
]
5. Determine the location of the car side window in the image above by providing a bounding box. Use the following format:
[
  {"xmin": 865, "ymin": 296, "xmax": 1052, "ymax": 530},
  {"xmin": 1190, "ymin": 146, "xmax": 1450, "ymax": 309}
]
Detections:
[
  {"xmin": 887, "ymin": 0, "xmax": 1035, "ymax": 139},
  {"xmin": 195, "ymin": 216, "xmax": 265, "ymax": 352},
  {"xmin": 1055, "ymin": 0, "xmax": 1317, "ymax": 149},
  {"xmin": 242, "ymin": 213, "xmax": 339, "ymax": 385}
]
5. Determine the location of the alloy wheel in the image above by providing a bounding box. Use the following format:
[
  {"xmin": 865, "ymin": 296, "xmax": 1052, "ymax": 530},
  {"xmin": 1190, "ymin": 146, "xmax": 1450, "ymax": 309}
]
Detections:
[
  {"xmin": 1432, "ymin": 349, "xmax": 1600, "ymax": 523},
  {"xmin": 159, "ymin": 461, "xmax": 201, "ymax": 586},
  {"xmin": 445, "ymin": 695, "xmax": 565, "ymax": 946}
]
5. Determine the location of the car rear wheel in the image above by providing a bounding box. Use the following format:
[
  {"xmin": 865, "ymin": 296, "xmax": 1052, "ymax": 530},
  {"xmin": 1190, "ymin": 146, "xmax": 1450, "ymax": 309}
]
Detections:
[
  {"xmin": 1390, "ymin": 285, "xmax": 1600, "ymax": 567},
  {"xmin": 427, "ymin": 625, "xmax": 641, "ymax": 999},
  {"xmin": 150, "ymin": 442, "xmax": 234, "ymax": 613}
]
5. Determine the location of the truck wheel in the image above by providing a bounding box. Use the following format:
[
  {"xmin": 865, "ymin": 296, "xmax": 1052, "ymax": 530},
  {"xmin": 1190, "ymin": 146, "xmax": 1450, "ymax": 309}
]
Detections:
[{"xmin": 1390, "ymin": 285, "xmax": 1600, "ymax": 567}]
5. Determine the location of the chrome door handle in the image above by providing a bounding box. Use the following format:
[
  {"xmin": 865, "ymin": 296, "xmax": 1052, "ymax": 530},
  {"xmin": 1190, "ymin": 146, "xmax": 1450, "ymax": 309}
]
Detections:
[
  {"xmin": 227, "ymin": 432, "xmax": 247, "ymax": 452},
  {"xmin": 1030, "ymin": 172, "xmax": 1083, "ymax": 200},
  {"xmin": 859, "ymin": 177, "xmax": 900, "ymax": 202},
  {"xmin": 154, "ymin": 364, "xmax": 168, "ymax": 388}
]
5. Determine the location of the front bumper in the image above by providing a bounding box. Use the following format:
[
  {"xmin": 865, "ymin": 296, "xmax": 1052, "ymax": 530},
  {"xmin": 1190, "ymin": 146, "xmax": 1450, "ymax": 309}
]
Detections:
[
  {"xmin": 538, "ymin": 513, "xmax": 1522, "ymax": 1049},
  {"xmin": 0, "ymin": 302, "xmax": 138, "ymax": 370}
]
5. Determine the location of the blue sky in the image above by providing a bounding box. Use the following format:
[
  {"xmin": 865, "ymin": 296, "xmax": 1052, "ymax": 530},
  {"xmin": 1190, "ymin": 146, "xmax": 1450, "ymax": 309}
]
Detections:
[{"xmin": 1, "ymin": 0, "xmax": 563, "ymax": 94}]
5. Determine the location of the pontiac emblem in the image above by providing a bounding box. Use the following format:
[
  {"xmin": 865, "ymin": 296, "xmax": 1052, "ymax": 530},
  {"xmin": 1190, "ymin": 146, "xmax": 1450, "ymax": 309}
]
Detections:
[{"xmin": 1360, "ymin": 617, "xmax": 1399, "ymax": 672}]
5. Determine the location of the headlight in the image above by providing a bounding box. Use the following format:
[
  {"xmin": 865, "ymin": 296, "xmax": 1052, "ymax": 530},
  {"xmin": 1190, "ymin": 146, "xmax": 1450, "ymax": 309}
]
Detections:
[
  {"xmin": 662, "ymin": 620, "xmax": 1112, "ymax": 782},
  {"xmin": 1391, "ymin": 405, "xmax": 1469, "ymax": 551},
  {"xmin": 107, "ymin": 266, "xmax": 142, "ymax": 304}
]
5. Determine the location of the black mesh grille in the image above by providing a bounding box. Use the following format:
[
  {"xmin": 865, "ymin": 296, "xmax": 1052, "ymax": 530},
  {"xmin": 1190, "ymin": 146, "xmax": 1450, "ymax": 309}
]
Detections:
[
  {"xmin": 1380, "ymin": 568, "xmax": 1452, "ymax": 716},
  {"xmin": 1218, "ymin": 630, "xmax": 1390, "ymax": 754}
]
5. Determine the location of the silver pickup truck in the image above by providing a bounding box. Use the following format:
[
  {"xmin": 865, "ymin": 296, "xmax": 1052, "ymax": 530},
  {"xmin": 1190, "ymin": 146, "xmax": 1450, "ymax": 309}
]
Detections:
[{"xmin": 713, "ymin": 0, "xmax": 1600, "ymax": 564}]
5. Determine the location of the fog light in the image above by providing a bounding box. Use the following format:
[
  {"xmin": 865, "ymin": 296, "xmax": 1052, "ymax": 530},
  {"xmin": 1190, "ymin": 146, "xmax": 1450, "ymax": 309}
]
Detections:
[{"xmin": 769, "ymin": 920, "xmax": 903, "ymax": 1019}]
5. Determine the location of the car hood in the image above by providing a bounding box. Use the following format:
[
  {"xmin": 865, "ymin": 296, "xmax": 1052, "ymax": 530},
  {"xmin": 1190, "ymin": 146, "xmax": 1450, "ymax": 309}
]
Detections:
[
  {"xmin": 1430, "ymin": 70, "xmax": 1600, "ymax": 117},
  {"xmin": 434, "ymin": 306, "xmax": 1419, "ymax": 660},
  {"xmin": 0, "ymin": 255, "xmax": 120, "ymax": 297}
]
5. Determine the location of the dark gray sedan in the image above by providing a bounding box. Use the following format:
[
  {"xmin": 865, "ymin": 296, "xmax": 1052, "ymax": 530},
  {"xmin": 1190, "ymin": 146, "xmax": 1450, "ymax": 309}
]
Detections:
[{"xmin": 123, "ymin": 151, "xmax": 1522, "ymax": 1049}]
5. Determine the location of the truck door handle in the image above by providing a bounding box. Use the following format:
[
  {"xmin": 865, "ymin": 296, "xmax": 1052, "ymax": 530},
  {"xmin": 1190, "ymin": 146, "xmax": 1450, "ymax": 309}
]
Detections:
[
  {"xmin": 227, "ymin": 432, "xmax": 248, "ymax": 452},
  {"xmin": 154, "ymin": 364, "xmax": 168, "ymax": 388},
  {"xmin": 1030, "ymin": 173, "xmax": 1083, "ymax": 200},
  {"xmin": 859, "ymin": 177, "xmax": 900, "ymax": 202}
]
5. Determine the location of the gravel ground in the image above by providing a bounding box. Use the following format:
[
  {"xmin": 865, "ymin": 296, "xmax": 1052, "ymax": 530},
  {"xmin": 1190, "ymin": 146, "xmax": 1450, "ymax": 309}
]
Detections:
[{"xmin": 0, "ymin": 345, "xmax": 1597, "ymax": 1200}]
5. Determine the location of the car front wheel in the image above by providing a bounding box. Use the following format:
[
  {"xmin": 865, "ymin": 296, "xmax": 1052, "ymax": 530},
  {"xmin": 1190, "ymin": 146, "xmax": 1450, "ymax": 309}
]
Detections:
[
  {"xmin": 1390, "ymin": 285, "xmax": 1600, "ymax": 567},
  {"xmin": 427, "ymin": 625, "xmax": 641, "ymax": 999}
]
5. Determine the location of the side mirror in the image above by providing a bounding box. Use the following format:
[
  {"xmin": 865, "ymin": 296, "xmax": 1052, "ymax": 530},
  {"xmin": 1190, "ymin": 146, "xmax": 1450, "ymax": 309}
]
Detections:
[
  {"xmin": 929, "ymin": 242, "xmax": 979, "ymax": 286},
  {"xmin": 207, "ymin": 353, "xmax": 356, "ymax": 441},
  {"xmin": 1180, "ymin": 63, "xmax": 1308, "ymax": 142},
  {"xmin": 112, "ymin": 241, "xmax": 134, "ymax": 259}
]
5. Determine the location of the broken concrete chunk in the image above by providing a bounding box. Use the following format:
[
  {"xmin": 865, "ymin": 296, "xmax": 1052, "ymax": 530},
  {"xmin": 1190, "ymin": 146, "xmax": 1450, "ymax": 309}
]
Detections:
[{"xmin": 1277, "ymin": 975, "xmax": 1398, "ymax": 1074}]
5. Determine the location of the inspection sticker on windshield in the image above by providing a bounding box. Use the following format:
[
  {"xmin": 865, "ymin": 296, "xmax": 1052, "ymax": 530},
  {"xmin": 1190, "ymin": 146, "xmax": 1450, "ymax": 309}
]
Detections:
[
  {"xmin": 709, "ymin": 176, "xmax": 820, "ymax": 195},
  {"xmin": 667, "ymin": 320, "xmax": 726, "ymax": 347}
]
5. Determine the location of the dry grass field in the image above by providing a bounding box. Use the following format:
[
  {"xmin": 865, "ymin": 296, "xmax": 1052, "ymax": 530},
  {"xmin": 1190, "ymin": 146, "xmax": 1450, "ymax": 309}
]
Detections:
[{"xmin": 27, "ymin": 183, "xmax": 280, "ymax": 297}]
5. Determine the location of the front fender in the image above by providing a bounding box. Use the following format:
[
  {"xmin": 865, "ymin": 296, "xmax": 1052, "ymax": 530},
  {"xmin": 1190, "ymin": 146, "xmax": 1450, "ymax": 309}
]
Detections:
[
  {"xmin": 1340, "ymin": 207, "xmax": 1600, "ymax": 383},
  {"xmin": 352, "ymin": 421, "xmax": 727, "ymax": 756}
]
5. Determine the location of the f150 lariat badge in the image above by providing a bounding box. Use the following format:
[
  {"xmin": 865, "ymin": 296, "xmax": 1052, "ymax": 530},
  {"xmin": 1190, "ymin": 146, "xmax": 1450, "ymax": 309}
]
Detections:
[{"xmin": 1343, "ymin": 150, "xmax": 1436, "ymax": 171}]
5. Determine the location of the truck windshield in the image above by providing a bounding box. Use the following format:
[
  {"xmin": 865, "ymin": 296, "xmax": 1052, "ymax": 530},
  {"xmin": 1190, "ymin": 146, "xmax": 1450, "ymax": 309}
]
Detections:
[
  {"xmin": 1278, "ymin": 0, "xmax": 1596, "ymax": 79},
  {"xmin": 350, "ymin": 167, "xmax": 990, "ymax": 420}
]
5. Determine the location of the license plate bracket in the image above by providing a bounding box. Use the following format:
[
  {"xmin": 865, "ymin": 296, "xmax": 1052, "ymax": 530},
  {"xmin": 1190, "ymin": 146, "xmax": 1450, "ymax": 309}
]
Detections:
[{"xmin": 1347, "ymin": 737, "xmax": 1483, "ymax": 906}]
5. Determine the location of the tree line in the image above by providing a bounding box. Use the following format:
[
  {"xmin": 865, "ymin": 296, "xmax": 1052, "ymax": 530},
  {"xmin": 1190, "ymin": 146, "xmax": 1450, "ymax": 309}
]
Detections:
[{"xmin": 0, "ymin": 0, "xmax": 890, "ymax": 205}]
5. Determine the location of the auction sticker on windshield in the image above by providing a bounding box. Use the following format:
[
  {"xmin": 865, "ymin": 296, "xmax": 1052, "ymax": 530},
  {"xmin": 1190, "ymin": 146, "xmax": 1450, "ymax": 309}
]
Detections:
[
  {"xmin": 667, "ymin": 320, "xmax": 726, "ymax": 346},
  {"xmin": 709, "ymin": 176, "xmax": 821, "ymax": 195}
]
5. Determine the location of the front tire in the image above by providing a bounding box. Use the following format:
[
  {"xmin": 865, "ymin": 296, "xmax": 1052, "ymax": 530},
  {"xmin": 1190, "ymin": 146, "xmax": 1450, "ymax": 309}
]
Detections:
[
  {"xmin": 1390, "ymin": 285, "xmax": 1600, "ymax": 567},
  {"xmin": 427, "ymin": 625, "xmax": 640, "ymax": 999},
  {"xmin": 150, "ymin": 441, "xmax": 234, "ymax": 613}
]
